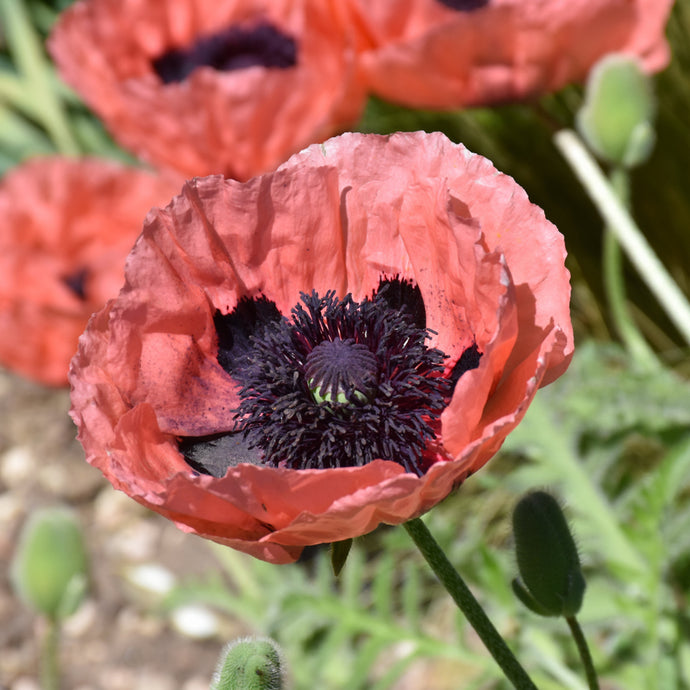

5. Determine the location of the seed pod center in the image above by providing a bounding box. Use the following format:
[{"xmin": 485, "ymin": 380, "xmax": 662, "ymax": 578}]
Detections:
[{"xmin": 305, "ymin": 338, "xmax": 378, "ymax": 405}]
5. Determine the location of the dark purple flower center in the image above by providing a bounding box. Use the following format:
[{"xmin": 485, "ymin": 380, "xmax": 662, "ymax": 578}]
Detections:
[
  {"xmin": 152, "ymin": 22, "xmax": 298, "ymax": 84},
  {"xmin": 305, "ymin": 338, "xmax": 379, "ymax": 404},
  {"xmin": 436, "ymin": 0, "xmax": 490, "ymax": 10},
  {"xmin": 179, "ymin": 278, "xmax": 482, "ymax": 477}
]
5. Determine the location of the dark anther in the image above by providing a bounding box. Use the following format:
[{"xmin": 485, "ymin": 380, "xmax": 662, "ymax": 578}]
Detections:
[
  {"xmin": 436, "ymin": 0, "xmax": 490, "ymax": 10},
  {"xmin": 62, "ymin": 268, "xmax": 88, "ymax": 300},
  {"xmin": 153, "ymin": 22, "xmax": 298, "ymax": 84}
]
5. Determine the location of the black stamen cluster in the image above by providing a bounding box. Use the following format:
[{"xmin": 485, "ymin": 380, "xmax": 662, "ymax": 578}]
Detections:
[
  {"xmin": 153, "ymin": 22, "xmax": 297, "ymax": 84},
  {"xmin": 179, "ymin": 280, "xmax": 483, "ymax": 477},
  {"xmin": 234, "ymin": 291, "xmax": 451, "ymax": 475},
  {"xmin": 436, "ymin": 0, "xmax": 490, "ymax": 10}
]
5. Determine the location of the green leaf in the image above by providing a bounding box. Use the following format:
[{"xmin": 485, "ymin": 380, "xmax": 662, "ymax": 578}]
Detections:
[
  {"xmin": 330, "ymin": 538, "xmax": 353, "ymax": 577},
  {"xmin": 0, "ymin": 0, "xmax": 79, "ymax": 153}
]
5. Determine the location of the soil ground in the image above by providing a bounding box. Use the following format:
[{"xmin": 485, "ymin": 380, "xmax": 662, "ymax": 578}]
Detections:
[{"xmin": 0, "ymin": 370, "xmax": 237, "ymax": 690}]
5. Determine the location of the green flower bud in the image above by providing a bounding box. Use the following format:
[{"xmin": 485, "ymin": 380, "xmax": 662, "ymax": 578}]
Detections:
[
  {"xmin": 10, "ymin": 506, "xmax": 88, "ymax": 621},
  {"xmin": 211, "ymin": 637, "xmax": 287, "ymax": 690},
  {"xmin": 576, "ymin": 53, "xmax": 656, "ymax": 168},
  {"xmin": 511, "ymin": 491, "xmax": 586, "ymax": 618}
]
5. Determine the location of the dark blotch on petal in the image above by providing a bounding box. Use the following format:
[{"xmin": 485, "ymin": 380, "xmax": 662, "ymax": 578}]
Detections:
[
  {"xmin": 374, "ymin": 276, "xmax": 426, "ymax": 329},
  {"xmin": 179, "ymin": 431, "xmax": 263, "ymax": 478},
  {"xmin": 436, "ymin": 0, "xmax": 490, "ymax": 10},
  {"xmin": 62, "ymin": 268, "xmax": 88, "ymax": 301},
  {"xmin": 449, "ymin": 342, "xmax": 482, "ymax": 390},
  {"xmin": 153, "ymin": 22, "xmax": 298, "ymax": 84},
  {"xmin": 214, "ymin": 295, "xmax": 282, "ymax": 376}
]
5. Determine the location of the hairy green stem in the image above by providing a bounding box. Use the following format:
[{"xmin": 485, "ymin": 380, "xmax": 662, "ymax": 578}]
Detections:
[
  {"xmin": 565, "ymin": 616, "xmax": 600, "ymax": 690},
  {"xmin": 403, "ymin": 517, "xmax": 538, "ymax": 690},
  {"xmin": 554, "ymin": 129, "xmax": 690, "ymax": 346}
]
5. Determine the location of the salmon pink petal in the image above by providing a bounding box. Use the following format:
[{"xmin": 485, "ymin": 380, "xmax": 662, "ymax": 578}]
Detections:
[
  {"xmin": 49, "ymin": 0, "xmax": 366, "ymax": 180},
  {"xmin": 346, "ymin": 0, "xmax": 673, "ymax": 108},
  {"xmin": 0, "ymin": 157, "xmax": 181, "ymax": 386},
  {"xmin": 69, "ymin": 131, "xmax": 572, "ymax": 563}
]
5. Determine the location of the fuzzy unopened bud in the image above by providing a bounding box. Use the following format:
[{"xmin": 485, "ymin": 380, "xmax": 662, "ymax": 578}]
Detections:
[
  {"xmin": 511, "ymin": 491, "xmax": 586, "ymax": 618},
  {"xmin": 10, "ymin": 506, "xmax": 88, "ymax": 621},
  {"xmin": 577, "ymin": 54, "xmax": 656, "ymax": 168},
  {"xmin": 211, "ymin": 637, "xmax": 286, "ymax": 690}
]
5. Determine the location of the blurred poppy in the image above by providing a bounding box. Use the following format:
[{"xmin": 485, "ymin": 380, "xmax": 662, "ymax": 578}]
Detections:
[
  {"xmin": 69, "ymin": 131, "xmax": 573, "ymax": 563},
  {"xmin": 345, "ymin": 0, "xmax": 673, "ymax": 109},
  {"xmin": 49, "ymin": 0, "xmax": 365, "ymax": 180},
  {"xmin": 0, "ymin": 156, "xmax": 180, "ymax": 386}
]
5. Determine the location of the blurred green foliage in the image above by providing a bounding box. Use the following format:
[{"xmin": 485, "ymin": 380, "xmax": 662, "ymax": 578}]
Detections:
[{"xmin": 161, "ymin": 342, "xmax": 690, "ymax": 690}]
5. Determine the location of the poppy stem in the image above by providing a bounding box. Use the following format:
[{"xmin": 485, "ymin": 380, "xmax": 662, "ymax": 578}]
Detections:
[
  {"xmin": 554, "ymin": 129, "xmax": 690, "ymax": 347},
  {"xmin": 40, "ymin": 618, "xmax": 61, "ymax": 690},
  {"xmin": 403, "ymin": 517, "xmax": 539, "ymax": 690},
  {"xmin": 565, "ymin": 615, "xmax": 600, "ymax": 690}
]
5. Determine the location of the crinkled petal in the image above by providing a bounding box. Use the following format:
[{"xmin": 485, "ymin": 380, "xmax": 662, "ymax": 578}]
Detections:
[
  {"xmin": 49, "ymin": 0, "xmax": 366, "ymax": 179},
  {"xmin": 347, "ymin": 0, "xmax": 673, "ymax": 108},
  {"xmin": 69, "ymin": 131, "xmax": 573, "ymax": 563}
]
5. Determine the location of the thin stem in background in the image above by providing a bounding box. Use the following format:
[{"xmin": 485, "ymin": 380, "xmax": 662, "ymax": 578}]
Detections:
[
  {"xmin": 602, "ymin": 167, "xmax": 660, "ymax": 370},
  {"xmin": 565, "ymin": 616, "xmax": 600, "ymax": 690},
  {"xmin": 40, "ymin": 619, "xmax": 60, "ymax": 690},
  {"xmin": 403, "ymin": 517, "xmax": 539, "ymax": 690},
  {"xmin": 554, "ymin": 129, "xmax": 690, "ymax": 347}
]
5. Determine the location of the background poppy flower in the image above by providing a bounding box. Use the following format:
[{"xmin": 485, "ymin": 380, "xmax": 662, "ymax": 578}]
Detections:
[
  {"xmin": 49, "ymin": 0, "xmax": 366, "ymax": 180},
  {"xmin": 345, "ymin": 0, "xmax": 674, "ymax": 109},
  {"xmin": 69, "ymin": 131, "xmax": 573, "ymax": 564},
  {"xmin": 0, "ymin": 156, "xmax": 181, "ymax": 386}
]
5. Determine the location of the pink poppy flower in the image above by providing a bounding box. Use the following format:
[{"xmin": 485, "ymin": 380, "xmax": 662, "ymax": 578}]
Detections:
[
  {"xmin": 346, "ymin": 0, "xmax": 673, "ymax": 109},
  {"xmin": 0, "ymin": 157, "xmax": 181, "ymax": 386},
  {"xmin": 48, "ymin": 0, "xmax": 365, "ymax": 180},
  {"xmin": 69, "ymin": 131, "xmax": 573, "ymax": 564}
]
